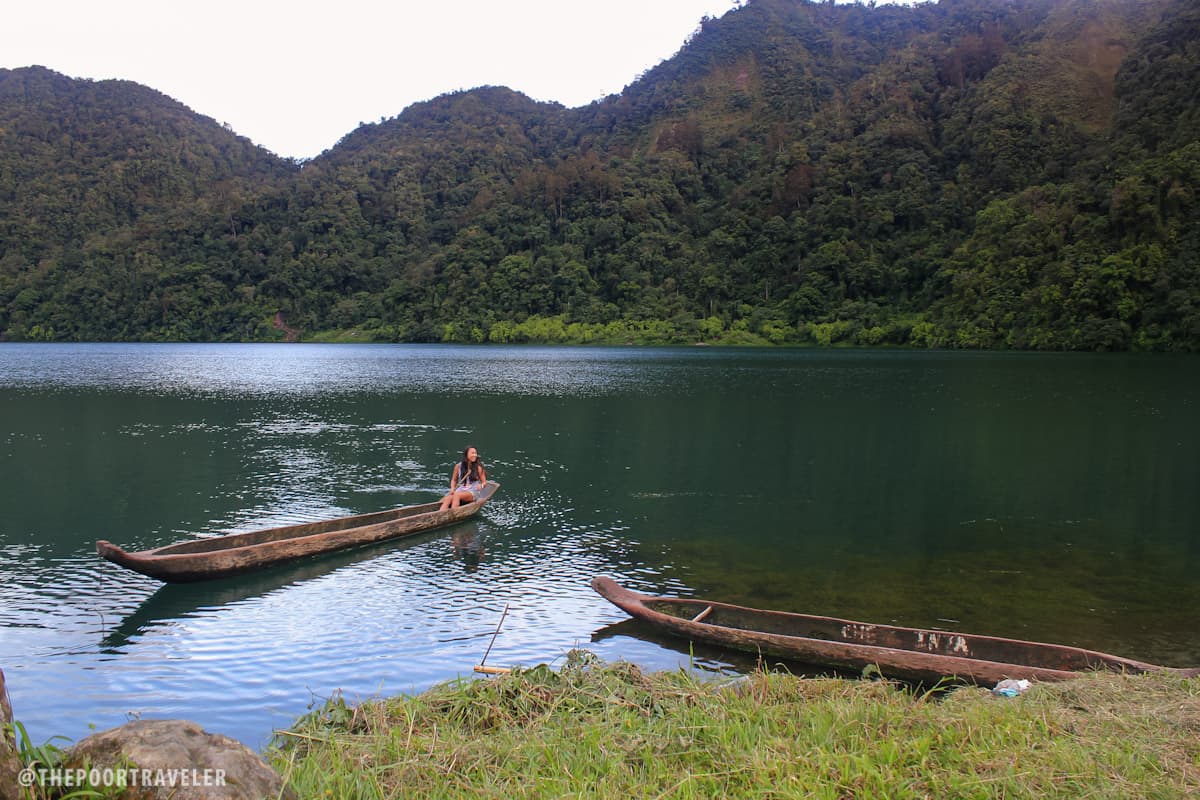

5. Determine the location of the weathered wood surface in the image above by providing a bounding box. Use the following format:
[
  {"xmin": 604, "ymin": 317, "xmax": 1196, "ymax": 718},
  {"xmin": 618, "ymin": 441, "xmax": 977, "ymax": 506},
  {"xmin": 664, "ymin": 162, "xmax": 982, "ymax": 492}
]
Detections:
[
  {"xmin": 97, "ymin": 482, "xmax": 499, "ymax": 583},
  {"xmin": 591, "ymin": 576, "xmax": 1198, "ymax": 685}
]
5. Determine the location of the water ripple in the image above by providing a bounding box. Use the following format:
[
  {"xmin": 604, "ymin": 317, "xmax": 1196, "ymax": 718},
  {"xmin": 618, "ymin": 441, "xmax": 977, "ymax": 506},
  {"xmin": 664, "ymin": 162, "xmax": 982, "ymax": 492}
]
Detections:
[
  {"xmin": 4, "ymin": 343, "xmax": 1198, "ymax": 755},
  {"xmin": 0, "ymin": 343, "xmax": 703, "ymax": 399}
]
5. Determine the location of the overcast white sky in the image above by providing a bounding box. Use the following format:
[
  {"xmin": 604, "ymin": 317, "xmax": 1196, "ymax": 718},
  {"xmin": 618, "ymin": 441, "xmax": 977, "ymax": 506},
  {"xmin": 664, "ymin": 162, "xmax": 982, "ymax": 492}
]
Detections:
[{"xmin": 3, "ymin": 0, "xmax": 917, "ymax": 161}]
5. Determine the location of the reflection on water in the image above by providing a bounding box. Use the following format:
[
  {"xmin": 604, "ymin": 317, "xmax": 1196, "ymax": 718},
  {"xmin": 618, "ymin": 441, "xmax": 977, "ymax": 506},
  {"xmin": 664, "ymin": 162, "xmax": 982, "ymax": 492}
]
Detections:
[
  {"xmin": 0, "ymin": 343, "xmax": 677, "ymax": 398},
  {"xmin": 1, "ymin": 344, "xmax": 1198, "ymax": 750},
  {"xmin": 451, "ymin": 523, "xmax": 486, "ymax": 573},
  {"xmin": 99, "ymin": 521, "xmax": 488, "ymax": 652}
]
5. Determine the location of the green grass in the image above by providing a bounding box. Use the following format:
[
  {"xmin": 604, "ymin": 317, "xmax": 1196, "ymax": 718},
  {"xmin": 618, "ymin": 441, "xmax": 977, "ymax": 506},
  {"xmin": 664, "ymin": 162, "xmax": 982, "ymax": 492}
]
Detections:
[{"xmin": 269, "ymin": 650, "xmax": 1200, "ymax": 799}]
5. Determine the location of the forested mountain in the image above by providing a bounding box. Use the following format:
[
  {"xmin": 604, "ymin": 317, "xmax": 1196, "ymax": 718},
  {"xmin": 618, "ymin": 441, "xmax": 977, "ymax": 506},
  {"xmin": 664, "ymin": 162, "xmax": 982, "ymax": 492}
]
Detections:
[
  {"xmin": 0, "ymin": 66, "xmax": 299, "ymax": 340},
  {"xmin": 2, "ymin": 0, "xmax": 1198, "ymax": 349}
]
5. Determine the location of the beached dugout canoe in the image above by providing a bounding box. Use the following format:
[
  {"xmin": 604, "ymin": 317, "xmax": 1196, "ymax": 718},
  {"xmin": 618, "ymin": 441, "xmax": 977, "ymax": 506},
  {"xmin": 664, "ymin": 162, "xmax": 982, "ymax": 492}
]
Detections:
[
  {"xmin": 97, "ymin": 482, "xmax": 499, "ymax": 583},
  {"xmin": 591, "ymin": 576, "xmax": 1198, "ymax": 684}
]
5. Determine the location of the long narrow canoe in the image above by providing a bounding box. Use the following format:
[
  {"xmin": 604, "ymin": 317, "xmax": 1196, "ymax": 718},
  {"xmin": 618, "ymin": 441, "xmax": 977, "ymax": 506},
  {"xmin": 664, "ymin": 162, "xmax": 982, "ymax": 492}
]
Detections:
[
  {"xmin": 592, "ymin": 576, "xmax": 1199, "ymax": 685},
  {"xmin": 97, "ymin": 482, "xmax": 499, "ymax": 583}
]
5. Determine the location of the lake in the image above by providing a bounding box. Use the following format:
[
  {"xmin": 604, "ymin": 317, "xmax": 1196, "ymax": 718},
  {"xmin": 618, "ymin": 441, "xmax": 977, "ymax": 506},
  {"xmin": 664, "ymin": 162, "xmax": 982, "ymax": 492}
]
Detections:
[{"xmin": 1, "ymin": 343, "xmax": 1197, "ymax": 750}]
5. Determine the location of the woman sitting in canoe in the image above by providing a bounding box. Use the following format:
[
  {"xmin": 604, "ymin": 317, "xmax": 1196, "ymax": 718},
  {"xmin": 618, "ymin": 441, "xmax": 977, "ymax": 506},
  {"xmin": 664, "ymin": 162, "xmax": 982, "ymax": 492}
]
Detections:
[{"xmin": 439, "ymin": 446, "xmax": 487, "ymax": 510}]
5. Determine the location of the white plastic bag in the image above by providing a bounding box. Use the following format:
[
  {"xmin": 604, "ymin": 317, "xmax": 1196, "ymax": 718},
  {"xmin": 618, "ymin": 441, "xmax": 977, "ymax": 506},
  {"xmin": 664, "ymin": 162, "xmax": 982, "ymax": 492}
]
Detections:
[{"xmin": 992, "ymin": 678, "xmax": 1032, "ymax": 697}]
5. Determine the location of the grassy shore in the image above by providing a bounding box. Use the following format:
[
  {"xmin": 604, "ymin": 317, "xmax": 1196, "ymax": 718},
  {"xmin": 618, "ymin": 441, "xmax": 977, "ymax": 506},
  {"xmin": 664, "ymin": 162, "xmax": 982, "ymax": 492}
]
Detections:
[{"xmin": 269, "ymin": 651, "xmax": 1200, "ymax": 799}]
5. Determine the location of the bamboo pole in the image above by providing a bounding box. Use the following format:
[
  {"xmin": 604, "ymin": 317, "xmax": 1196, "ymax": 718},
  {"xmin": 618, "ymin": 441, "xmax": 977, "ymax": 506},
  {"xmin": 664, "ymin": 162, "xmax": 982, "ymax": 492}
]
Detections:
[
  {"xmin": 475, "ymin": 602, "xmax": 511, "ymax": 675},
  {"xmin": 473, "ymin": 665, "xmax": 512, "ymax": 675}
]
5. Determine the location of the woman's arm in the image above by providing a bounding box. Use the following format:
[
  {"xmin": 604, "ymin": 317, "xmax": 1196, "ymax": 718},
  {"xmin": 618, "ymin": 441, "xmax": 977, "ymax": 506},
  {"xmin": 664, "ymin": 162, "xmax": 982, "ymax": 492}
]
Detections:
[{"xmin": 450, "ymin": 463, "xmax": 461, "ymax": 490}]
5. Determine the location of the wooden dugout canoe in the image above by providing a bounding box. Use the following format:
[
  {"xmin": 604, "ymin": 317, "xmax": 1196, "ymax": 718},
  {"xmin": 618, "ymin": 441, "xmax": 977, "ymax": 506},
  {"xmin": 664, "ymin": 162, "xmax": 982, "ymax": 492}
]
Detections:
[
  {"xmin": 96, "ymin": 482, "xmax": 499, "ymax": 583},
  {"xmin": 591, "ymin": 576, "xmax": 1199, "ymax": 685}
]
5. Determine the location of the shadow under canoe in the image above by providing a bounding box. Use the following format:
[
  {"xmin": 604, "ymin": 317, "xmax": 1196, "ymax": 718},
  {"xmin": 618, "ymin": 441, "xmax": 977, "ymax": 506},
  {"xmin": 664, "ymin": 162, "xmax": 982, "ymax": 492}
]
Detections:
[{"xmin": 100, "ymin": 519, "xmax": 484, "ymax": 651}]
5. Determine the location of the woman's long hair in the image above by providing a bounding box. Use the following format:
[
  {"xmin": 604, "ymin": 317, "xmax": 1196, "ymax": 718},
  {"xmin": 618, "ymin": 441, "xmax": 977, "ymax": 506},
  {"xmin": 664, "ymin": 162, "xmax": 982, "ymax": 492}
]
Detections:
[{"xmin": 459, "ymin": 446, "xmax": 484, "ymax": 484}]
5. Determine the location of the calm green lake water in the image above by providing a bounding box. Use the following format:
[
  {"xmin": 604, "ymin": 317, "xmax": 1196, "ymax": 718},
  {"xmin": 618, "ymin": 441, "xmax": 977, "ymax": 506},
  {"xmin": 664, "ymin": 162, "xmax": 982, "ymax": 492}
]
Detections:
[{"xmin": 1, "ymin": 344, "xmax": 1197, "ymax": 748}]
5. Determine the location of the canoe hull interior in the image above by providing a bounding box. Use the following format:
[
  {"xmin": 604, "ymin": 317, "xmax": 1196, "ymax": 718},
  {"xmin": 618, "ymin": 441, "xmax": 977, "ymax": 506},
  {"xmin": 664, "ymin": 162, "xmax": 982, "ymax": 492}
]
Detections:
[
  {"xmin": 590, "ymin": 576, "xmax": 1188, "ymax": 685},
  {"xmin": 96, "ymin": 482, "xmax": 499, "ymax": 582}
]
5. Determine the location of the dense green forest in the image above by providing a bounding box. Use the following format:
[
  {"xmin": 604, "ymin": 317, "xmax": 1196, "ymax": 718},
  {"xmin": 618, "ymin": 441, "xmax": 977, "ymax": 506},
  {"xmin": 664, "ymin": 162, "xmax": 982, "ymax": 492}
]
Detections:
[{"xmin": 2, "ymin": 0, "xmax": 1198, "ymax": 349}]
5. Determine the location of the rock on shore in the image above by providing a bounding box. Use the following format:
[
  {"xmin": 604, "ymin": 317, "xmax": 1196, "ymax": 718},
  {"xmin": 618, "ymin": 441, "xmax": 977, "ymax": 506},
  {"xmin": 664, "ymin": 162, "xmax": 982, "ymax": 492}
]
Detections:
[{"xmin": 64, "ymin": 719, "xmax": 294, "ymax": 800}]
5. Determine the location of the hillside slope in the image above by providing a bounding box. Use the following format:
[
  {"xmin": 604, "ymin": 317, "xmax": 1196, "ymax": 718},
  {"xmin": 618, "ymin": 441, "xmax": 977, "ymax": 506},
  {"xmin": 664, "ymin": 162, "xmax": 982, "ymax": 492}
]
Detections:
[{"xmin": 1, "ymin": 0, "xmax": 1196, "ymax": 349}]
